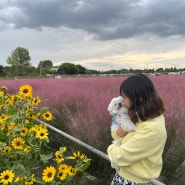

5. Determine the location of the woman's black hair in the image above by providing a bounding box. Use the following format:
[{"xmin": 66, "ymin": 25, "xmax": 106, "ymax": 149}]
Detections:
[{"xmin": 120, "ymin": 74, "xmax": 165, "ymax": 123}]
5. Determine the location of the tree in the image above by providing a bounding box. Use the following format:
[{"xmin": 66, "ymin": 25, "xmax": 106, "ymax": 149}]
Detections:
[
  {"xmin": 0, "ymin": 65, "xmax": 4, "ymax": 76},
  {"xmin": 7, "ymin": 47, "xmax": 31, "ymax": 67},
  {"xmin": 6, "ymin": 47, "xmax": 31, "ymax": 76},
  {"xmin": 37, "ymin": 60, "xmax": 53, "ymax": 76},
  {"xmin": 76, "ymin": 64, "xmax": 86, "ymax": 74},
  {"xmin": 38, "ymin": 60, "xmax": 53, "ymax": 68},
  {"xmin": 58, "ymin": 62, "xmax": 79, "ymax": 75},
  {"xmin": 156, "ymin": 68, "xmax": 164, "ymax": 73}
]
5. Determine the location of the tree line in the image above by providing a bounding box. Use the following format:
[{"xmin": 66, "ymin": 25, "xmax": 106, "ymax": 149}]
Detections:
[{"xmin": 0, "ymin": 47, "xmax": 184, "ymax": 77}]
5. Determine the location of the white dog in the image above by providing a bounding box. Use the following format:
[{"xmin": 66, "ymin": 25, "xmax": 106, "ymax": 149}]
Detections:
[
  {"xmin": 108, "ymin": 96, "xmax": 136, "ymax": 139},
  {"xmin": 108, "ymin": 96, "xmax": 136, "ymax": 170}
]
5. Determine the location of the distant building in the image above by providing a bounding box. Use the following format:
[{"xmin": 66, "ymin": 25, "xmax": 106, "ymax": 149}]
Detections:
[{"xmin": 50, "ymin": 67, "xmax": 59, "ymax": 75}]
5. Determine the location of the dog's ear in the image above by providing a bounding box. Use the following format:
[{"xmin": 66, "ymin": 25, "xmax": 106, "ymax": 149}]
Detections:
[
  {"xmin": 117, "ymin": 96, "xmax": 123, "ymax": 102},
  {"xmin": 108, "ymin": 97, "xmax": 117, "ymax": 111}
]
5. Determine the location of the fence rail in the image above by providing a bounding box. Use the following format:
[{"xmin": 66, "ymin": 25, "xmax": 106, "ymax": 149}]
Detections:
[{"xmin": 39, "ymin": 119, "xmax": 165, "ymax": 185}]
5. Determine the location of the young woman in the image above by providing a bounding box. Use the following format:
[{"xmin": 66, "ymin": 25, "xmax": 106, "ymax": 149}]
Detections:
[{"xmin": 107, "ymin": 74, "xmax": 167, "ymax": 185}]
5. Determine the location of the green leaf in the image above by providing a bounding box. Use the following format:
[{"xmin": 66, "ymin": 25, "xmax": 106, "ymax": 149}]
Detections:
[
  {"xmin": 77, "ymin": 160, "xmax": 91, "ymax": 171},
  {"xmin": 9, "ymin": 112, "xmax": 19, "ymax": 121},
  {"xmin": 23, "ymin": 103, "xmax": 35, "ymax": 108},
  {"xmin": 11, "ymin": 163, "xmax": 26, "ymax": 176},
  {"xmin": 3, "ymin": 104, "xmax": 14, "ymax": 110},
  {"xmin": 84, "ymin": 172, "xmax": 97, "ymax": 181},
  {"xmin": 0, "ymin": 133, "xmax": 7, "ymax": 140},
  {"xmin": 35, "ymin": 176, "xmax": 44, "ymax": 184},
  {"xmin": 7, "ymin": 108, "xmax": 18, "ymax": 115},
  {"xmin": 40, "ymin": 107, "xmax": 49, "ymax": 114},
  {"xmin": 56, "ymin": 182, "xmax": 63, "ymax": 185},
  {"xmin": 12, "ymin": 127, "xmax": 22, "ymax": 132},
  {"xmin": 40, "ymin": 152, "xmax": 53, "ymax": 164}
]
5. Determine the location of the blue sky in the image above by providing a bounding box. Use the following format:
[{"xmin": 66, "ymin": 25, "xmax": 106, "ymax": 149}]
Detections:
[{"xmin": 1, "ymin": 0, "xmax": 185, "ymax": 71}]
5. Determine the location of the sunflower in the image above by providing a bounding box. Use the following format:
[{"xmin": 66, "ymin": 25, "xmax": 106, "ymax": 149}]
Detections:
[
  {"xmin": 68, "ymin": 166, "xmax": 77, "ymax": 176},
  {"xmin": 24, "ymin": 174, "xmax": 35, "ymax": 185},
  {"xmin": 58, "ymin": 164, "xmax": 69, "ymax": 180},
  {"xmin": 69, "ymin": 151, "xmax": 86, "ymax": 162},
  {"xmin": 20, "ymin": 127, "xmax": 29, "ymax": 137},
  {"xmin": 57, "ymin": 169, "xmax": 67, "ymax": 181},
  {"xmin": 14, "ymin": 177, "xmax": 22, "ymax": 183},
  {"xmin": 42, "ymin": 166, "xmax": 56, "ymax": 182},
  {"xmin": 27, "ymin": 112, "xmax": 37, "ymax": 119},
  {"xmin": 11, "ymin": 137, "xmax": 25, "ymax": 150},
  {"xmin": 55, "ymin": 151, "xmax": 64, "ymax": 164},
  {"xmin": 5, "ymin": 98, "xmax": 14, "ymax": 105},
  {"xmin": 8, "ymin": 122, "xmax": 15, "ymax": 131},
  {"xmin": 26, "ymin": 108, "xmax": 37, "ymax": 119},
  {"xmin": 58, "ymin": 164, "xmax": 69, "ymax": 172},
  {"xmin": 29, "ymin": 126, "xmax": 37, "ymax": 133},
  {"xmin": 25, "ymin": 119, "xmax": 30, "ymax": 124},
  {"xmin": 0, "ymin": 120, "xmax": 5, "ymax": 131},
  {"xmin": 1, "ymin": 86, "xmax": 7, "ymax": 91},
  {"xmin": 0, "ymin": 114, "xmax": 9, "ymax": 121},
  {"xmin": 42, "ymin": 111, "xmax": 53, "ymax": 121},
  {"xmin": 19, "ymin": 85, "xmax": 32, "ymax": 97},
  {"xmin": 0, "ymin": 170, "xmax": 15, "ymax": 185},
  {"xmin": 36, "ymin": 128, "xmax": 49, "ymax": 140},
  {"xmin": 2, "ymin": 146, "xmax": 12, "ymax": 154},
  {"xmin": 24, "ymin": 146, "xmax": 31, "ymax": 153},
  {"xmin": 0, "ymin": 91, "xmax": 4, "ymax": 97},
  {"xmin": 80, "ymin": 154, "xmax": 89, "ymax": 163},
  {"xmin": 31, "ymin": 96, "xmax": 41, "ymax": 106}
]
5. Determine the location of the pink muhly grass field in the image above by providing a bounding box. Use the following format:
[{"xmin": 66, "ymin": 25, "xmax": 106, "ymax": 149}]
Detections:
[
  {"xmin": 1, "ymin": 75, "xmax": 185, "ymax": 151},
  {"xmin": 1, "ymin": 75, "xmax": 185, "ymax": 184}
]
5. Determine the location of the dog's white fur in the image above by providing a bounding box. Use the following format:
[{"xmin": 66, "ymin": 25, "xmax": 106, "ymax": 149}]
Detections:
[
  {"xmin": 108, "ymin": 96, "xmax": 136, "ymax": 136},
  {"xmin": 108, "ymin": 96, "xmax": 136, "ymax": 171}
]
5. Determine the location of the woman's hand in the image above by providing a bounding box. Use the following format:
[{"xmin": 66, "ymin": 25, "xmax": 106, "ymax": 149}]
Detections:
[{"xmin": 116, "ymin": 125, "xmax": 127, "ymax": 137}]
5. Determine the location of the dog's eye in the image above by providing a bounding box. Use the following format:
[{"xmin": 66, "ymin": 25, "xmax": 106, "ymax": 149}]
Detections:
[{"xmin": 118, "ymin": 103, "xmax": 122, "ymax": 107}]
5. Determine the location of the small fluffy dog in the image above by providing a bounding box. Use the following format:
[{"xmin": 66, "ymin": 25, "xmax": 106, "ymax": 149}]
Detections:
[
  {"xmin": 108, "ymin": 96, "xmax": 136, "ymax": 171},
  {"xmin": 108, "ymin": 96, "xmax": 136, "ymax": 145}
]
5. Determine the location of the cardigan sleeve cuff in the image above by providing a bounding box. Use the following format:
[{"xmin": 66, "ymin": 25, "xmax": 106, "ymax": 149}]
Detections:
[{"xmin": 107, "ymin": 144, "xmax": 117, "ymax": 161}]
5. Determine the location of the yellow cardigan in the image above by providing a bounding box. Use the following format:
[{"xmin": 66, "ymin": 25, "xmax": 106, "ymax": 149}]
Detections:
[{"xmin": 107, "ymin": 114, "xmax": 167, "ymax": 183}]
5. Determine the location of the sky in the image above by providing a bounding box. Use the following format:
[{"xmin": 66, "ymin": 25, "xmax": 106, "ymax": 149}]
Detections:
[{"xmin": 0, "ymin": 0, "xmax": 185, "ymax": 71}]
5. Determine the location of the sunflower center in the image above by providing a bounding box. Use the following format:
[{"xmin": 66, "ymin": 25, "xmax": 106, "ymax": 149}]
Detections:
[
  {"xmin": 40, "ymin": 133, "xmax": 44, "ymax": 136},
  {"xmin": 59, "ymin": 172, "xmax": 63, "ymax": 177},
  {"xmin": 47, "ymin": 172, "xmax": 52, "ymax": 178},
  {"xmin": 23, "ymin": 89, "xmax": 28, "ymax": 93},
  {"xmin": 16, "ymin": 141, "xmax": 21, "ymax": 146},
  {"xmin": 75, "ymin": 156, "xmax": 81, "ymax": 160},
  {"xmin": 5, "ymin": 175, "xmax": 9, "ymax": 180},
  {"xmin": 45, "ymin": 114, "xmax": 49, "ymax": 117},
  {"xmin": 70, "ymin": 168, "xmax": 74, "ymax": 173}
]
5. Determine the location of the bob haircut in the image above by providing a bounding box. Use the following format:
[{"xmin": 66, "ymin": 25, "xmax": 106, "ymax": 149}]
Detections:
[{"xmin": 120, "ymin": 74, "xmax": 165, "ymax": 123}]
